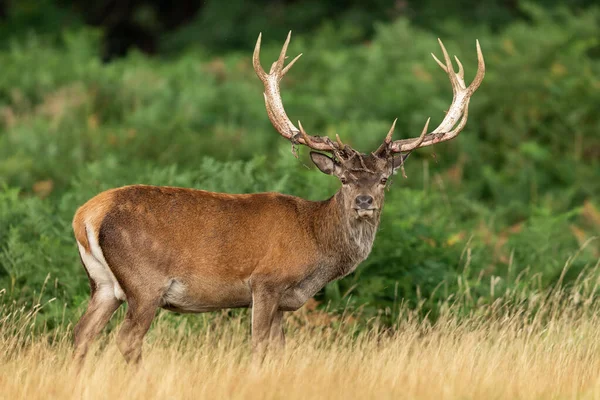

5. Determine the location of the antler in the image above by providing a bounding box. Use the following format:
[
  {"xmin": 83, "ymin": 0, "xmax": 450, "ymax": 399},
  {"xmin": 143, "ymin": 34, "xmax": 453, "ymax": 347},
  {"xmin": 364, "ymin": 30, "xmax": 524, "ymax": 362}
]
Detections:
[
  {"xmin": 253, "ymin": 32, "xmax": 341, "ymax": 152},
  {"xmin": 377, "ymin": 39, "xmax": 485, "ymax": 155}
]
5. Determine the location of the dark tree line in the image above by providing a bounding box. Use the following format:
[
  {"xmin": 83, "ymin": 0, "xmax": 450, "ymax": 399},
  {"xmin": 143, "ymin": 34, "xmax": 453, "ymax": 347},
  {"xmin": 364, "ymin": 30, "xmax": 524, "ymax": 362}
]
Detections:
[{"xmin": 1, "ymin": 0, "xmax": 597, "ymax": 59}]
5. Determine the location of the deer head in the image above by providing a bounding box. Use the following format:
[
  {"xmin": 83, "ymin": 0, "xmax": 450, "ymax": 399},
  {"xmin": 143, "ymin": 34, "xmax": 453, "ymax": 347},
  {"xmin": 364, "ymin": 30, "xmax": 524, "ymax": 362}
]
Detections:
[{"xmin": 253, "ymin": 32, "xmax": 485, "ymax": 220}]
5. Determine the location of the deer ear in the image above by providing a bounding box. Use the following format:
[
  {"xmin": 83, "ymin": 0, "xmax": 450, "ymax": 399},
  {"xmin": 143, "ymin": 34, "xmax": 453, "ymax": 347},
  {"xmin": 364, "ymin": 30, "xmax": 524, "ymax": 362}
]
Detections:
[
  {"xmin": 392, "ymin": 153, "xmax": 411, "ymax": 172},
  {"xmin": 310, "ymin": 152, "xmax": 339, "ymax": 175}
]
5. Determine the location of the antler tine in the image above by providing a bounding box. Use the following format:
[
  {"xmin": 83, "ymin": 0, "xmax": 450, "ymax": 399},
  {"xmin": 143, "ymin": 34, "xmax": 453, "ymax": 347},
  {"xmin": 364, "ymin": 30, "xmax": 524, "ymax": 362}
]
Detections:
[
  {"xmin": 298, "ymin": 120, "xmax": 318, "ymax": 148},
  {"xmin": 399, "ymin": 118, "xmax": 430, "ymax": 152},
  {"xmin": 374, "ymin": 118, "xmax": 397, "ymax": 156},
  {"xmin": 384, "ymin": 39, "xmax": 485, "ymax": 154},
  {"xmin": 335, "ymin": 133, "xmax": 345, "ymax": 149},
  {"xmin": 384, "ymin": 118, "xmax": 398, "ymax": 144},
  {"xmin": 454, "ymin": 56, "xmax": 464, "ymax": 81},
  {"xmin": 468, "ymin": 40, "xmax": 485, "ymax": 92},
  {"xmin": 253, "ymin": 33, "xmax": 268, "ymax": 82},
  {"xmin": 274, "ymin": 31, "xmax": 292, "ymax": 73},
  {"xmin": 437, "ymin": 38, "xmax": 461, "ymax": 91},
  {"xmin": 282, "ymin": 53, "xmax": 303, "ymax": 76},
  {"xmin": 253, "ymin": 32, "xmax": 340, "ymax": 153},
  {"xmin": 431, "ymin": 52, "xmax": 447, "ymax": 73}
]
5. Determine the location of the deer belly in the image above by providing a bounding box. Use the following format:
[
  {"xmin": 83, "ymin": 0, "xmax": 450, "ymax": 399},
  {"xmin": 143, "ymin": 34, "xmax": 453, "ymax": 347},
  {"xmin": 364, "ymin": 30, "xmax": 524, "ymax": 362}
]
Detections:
[{"xmin": 161, "ymin": 278, "xmax": 252, "ymax": 313}]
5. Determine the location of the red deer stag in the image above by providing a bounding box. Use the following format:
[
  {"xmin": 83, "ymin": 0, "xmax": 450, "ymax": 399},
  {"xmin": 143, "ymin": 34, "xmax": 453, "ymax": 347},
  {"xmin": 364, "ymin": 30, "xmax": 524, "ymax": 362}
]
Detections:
[{"xmin": 72, "ymin": 32, "xmax": 485, "ymax": 364}]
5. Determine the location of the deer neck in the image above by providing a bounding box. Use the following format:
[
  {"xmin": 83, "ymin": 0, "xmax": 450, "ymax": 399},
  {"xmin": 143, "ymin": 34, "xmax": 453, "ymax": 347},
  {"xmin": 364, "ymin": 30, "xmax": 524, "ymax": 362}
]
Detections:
[{"xmin": 312, "ymin": 191, "xmax": 381, "ymax": 267}]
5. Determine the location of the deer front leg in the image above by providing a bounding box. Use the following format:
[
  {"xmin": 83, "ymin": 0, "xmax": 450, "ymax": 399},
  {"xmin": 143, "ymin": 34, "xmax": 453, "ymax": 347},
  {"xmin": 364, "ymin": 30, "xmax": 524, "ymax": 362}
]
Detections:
[
  {"xmin": 269, "ymin": 310, "xmax": 285, "ymax": 349},
  {"xmin": 251, "ymin": 283, "xmax": 282, "ymax": 360}
]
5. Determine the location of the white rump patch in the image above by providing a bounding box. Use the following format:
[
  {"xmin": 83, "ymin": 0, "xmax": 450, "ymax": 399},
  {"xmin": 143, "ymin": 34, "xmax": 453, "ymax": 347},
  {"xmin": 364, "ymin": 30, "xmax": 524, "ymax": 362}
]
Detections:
[{"xmin": 77, "ymin": 221, "xmax": 126, "ymax": 301}]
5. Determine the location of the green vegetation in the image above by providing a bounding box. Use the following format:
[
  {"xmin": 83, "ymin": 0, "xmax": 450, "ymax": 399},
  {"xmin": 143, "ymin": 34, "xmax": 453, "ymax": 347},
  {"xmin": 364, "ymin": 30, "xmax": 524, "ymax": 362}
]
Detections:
[{"xmin": 0, "ymin": 3, "xmax": 599, "ymax": 326}]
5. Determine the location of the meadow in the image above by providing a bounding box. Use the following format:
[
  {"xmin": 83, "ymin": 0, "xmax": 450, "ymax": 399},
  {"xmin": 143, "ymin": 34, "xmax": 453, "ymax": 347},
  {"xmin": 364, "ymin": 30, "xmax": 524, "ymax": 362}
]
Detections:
[
  {"xmin": 1, "ymin": 2, "xmax": 600, "ymax": 398},
  {"xmin": 2, "ymin": 255, "xmax": 600, "ymax": 400}
]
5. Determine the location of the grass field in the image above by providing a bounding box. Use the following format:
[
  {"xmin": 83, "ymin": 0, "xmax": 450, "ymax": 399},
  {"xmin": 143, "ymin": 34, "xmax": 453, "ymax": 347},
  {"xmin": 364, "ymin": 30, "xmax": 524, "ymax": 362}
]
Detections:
[{"xmin": 3, "ymin": 260, "xmax": 600, "ymax": 400}]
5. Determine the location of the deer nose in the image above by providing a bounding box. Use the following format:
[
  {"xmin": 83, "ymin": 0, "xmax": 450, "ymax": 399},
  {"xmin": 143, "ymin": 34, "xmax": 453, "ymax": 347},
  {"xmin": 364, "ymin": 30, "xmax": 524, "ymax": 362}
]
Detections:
[{"xmin": 355, "ymin": 195, "xmax": 374, "ymax": 209}]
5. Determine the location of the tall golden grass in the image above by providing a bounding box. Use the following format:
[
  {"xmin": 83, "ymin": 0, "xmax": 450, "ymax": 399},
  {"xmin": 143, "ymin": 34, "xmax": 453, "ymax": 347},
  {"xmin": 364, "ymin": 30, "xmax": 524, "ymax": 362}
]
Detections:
[{"xmin": 2, "ymin": 255, "xmax": 600, "ymax": 400}]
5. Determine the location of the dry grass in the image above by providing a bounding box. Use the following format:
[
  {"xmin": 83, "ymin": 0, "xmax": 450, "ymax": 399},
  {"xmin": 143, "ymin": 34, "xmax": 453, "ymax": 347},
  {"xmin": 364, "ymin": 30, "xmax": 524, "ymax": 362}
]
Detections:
[
  {"xmin": 3, "ymin": 278, "xmax": 600, "ymax": 400},
  {"xmin": 2, "ymin": 249, "xmax": 600, "ymax": 400}
]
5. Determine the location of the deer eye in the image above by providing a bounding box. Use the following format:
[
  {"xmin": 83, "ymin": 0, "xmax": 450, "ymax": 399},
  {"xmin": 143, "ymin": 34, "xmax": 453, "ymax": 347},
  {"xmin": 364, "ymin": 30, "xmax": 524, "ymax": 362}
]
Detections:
[
  {"xmin": 380, "ymin": 178, "xmax": 388, "ymax": 185},
  {"xmin": 340, "ymin": 177, "xmax": 348, "ymax": 185}
]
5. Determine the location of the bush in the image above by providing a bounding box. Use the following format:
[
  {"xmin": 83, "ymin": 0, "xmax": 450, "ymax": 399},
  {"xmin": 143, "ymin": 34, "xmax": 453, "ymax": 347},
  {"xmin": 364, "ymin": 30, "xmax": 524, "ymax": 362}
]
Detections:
[{"xmin": 0, "ymin": 6, "xmax": 599, "ymax": 326}]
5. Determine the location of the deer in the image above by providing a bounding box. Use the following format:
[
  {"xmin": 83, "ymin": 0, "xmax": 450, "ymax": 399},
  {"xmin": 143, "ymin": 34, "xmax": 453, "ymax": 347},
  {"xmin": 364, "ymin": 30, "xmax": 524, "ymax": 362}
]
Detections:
[{"xmin": 72, "ymin": 32, "xmax": 485, "ymax": 365}]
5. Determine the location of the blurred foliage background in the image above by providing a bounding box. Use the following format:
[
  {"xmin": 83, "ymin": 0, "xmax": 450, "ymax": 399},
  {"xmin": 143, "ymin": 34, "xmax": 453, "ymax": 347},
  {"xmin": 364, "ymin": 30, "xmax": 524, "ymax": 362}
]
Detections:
[{"xmin": 0, "ymin": 0, "xmax": 599, "ymax": 326}]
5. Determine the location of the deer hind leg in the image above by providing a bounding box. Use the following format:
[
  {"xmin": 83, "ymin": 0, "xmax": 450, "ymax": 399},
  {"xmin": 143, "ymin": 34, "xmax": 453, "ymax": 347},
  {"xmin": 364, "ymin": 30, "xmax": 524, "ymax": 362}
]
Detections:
[
  {"xmin": 116, "ymin": 296, "xmax": 160, "ymax": 365},
  {"xmin": 74, "ymin": 245, "xmax": 123, "ymax": 366},
  {"xmin": 73, "ymin": 288, "xmax": 121, "ymax": 366}
]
